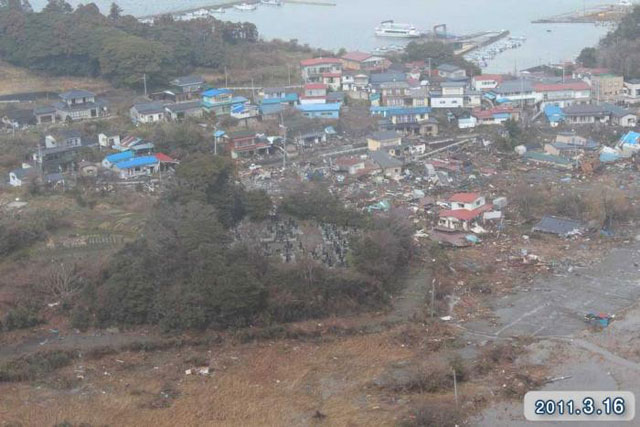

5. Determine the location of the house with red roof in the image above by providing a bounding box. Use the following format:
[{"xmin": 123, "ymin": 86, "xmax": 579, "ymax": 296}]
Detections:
[
  {"xmin": 471, "ymin": 106, "xmax": 520, "ymax": 125},
  {"xmin": 300, "ymin": 57, "xmax": 342, "ymax": 85},
  {"xmin": 341, "ymin": 51, "xmax": 389, "ymax": 72},
  {"xmin": 472, "ymin": 74, "xmax": 505, "ymax": 91},
  {"xmin": 333, "ymin": 156, "xmax": 367, "ymax": 175},
  {"xmin": 533, "ymin": 80, "xmax": 591, "ymax": 109},
  {"xmin": 438, "ymin": 193, "xmax": 492, "ymax": 231},
  {"xmin": 223, "ymin": 130, "xmax": 270, "ymax": 159},
  {"xmin": 301, "ymin": 83, "xmax": 328, "ymax": 104}
]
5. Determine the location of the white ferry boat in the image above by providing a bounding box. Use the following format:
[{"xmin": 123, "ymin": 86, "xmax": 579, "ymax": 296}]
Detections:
[
  {"xmin": 375, "ymin": 21, "xmax": 421, "ymax": 38},
  {"xmin": 261, "ymin": 0, "xmax": 283, "ymax": 5}
]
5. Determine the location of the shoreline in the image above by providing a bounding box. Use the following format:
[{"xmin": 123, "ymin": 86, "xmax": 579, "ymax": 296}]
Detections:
[
  {"xmin": 137, "ymin": 0, "xmax": 249, "ymax": 19},
  {"xmin": 137, "ymin": 0, "xmax": 335, "ymax": 20}
]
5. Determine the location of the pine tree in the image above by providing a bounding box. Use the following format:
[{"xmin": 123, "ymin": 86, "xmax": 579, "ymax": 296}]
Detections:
[{"xmin": 108, "ymin": 2, "xmax": 122, "ymax": 20}]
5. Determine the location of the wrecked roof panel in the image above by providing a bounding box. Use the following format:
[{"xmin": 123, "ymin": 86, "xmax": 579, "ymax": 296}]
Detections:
[{"xmin": 532, "ymin": 215, "xmax": 584, "ymax": 236}]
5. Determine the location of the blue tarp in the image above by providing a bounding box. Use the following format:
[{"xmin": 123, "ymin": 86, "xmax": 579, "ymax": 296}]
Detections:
[
  {"xmin": 115, "ymin": 156, "xmax": 159, "ymax": 169},
  {"xmin": 620, "ymin": 131, "xmax": 640, "ymax": 145},
  {"xmin": 297, "ymin": 103, "xmax": 341, "ymax": 112},
  {"xmin": 465, "ymin": 234, "xmax": 480, "ymax": 244},
  {"xmin": 261, "ymin": 93, "xmax": 298, "ymax": 104},
  {"xmin": 105, "ymin": 150, "xmax": 134, "ymax": 164},
  {"xmin": 600, "ymin": 151, "xmax": 621, "ymax": 163},
  {"xmin": 202, "ymin": 88, "xmax": 232, "ymax": 97},
  {"xmin": 370, "ymin": 106, "xmax": 431, "ymax": 116},
  {"xmin": 544, "ymin": 105, "xmax": 565, "ymax": 123}
]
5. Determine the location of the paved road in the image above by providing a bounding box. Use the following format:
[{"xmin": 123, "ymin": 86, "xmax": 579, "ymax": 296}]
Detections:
[
  {"xmin": 461, "ymin": 245, "xmax": 640, "ymax": 339},
  {"xmin": 467, "ymin": 244, "xmax": 640, "ymax": 426}
]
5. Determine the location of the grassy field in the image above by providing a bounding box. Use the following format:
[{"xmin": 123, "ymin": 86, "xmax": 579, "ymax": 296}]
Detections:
[
  {"xmin": 0, "ymin": 328, "xmax": 450, "ymax": 426},
  {"xmin": 0, "ymin": 61, "xmax": 111, "ymax": 96}
]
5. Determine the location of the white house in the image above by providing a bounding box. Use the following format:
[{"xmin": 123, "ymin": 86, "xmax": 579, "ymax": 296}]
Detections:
[
  {"xmin": 300, "ymin": 83, "xmax": 328, "ymax": 104},
  {"xmin": 43, "ymin": 130, "xmax": 82, "ymax": 149},
  {"xmin": 300, "ymin": 57, "xmax": 342, "ymax": 83},
  {"xmin": 533, "ymin": 81, "xmax": 591, "ymax": 109},
  {"xmin": 130, "ymin": 102, "xmax": 167, "ymax": 124},
  {"xmin": 438, "ymin": 193, "xmax": 492, "ymax": 231},
  {"xmin": 430, "ymin": 82, "xmax": 465, "ymax": 108},
  {"xmin": 98, "ymin": 132, "xmax": 121, "ymax": 149},
  {"xmin": 8, "ymin": 164, "xmax": 37, "ymax": 187},
  {"xmin": 458, "ymin": 116, "xmax": 478, "ymax": 129},
  {"xmin": 624, "ymin": 79, "xmax": 640, "ymax": 102},
  {"xmin": 472, "ymin": 74, "xmax": 504, "ymax": 91}
]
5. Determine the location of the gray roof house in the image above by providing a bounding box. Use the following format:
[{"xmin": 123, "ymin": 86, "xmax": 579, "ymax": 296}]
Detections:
[
  {"xmin": 369, "ymin": 150, "xmax": 403, "ymax": 177},
  {"xmin": 170, "ymin": 75, "xmax": 205, "ymax": 92},
  {"xmin": 34, "ymin": 89, "xmax": 109, "ymax": 125},
  {"xmin": 164, "ymin": 100, "xmax": 205, "ymax": 121},
  {"xmin": 436, "ymin": 64, "xmax": 466, "ymax": 78},
  {"xmin": 532, "ymin": 215, "xmax": 584, "ymax": 237},
  {"xmin": 130, "ymin": 102, "xmax": 168, "ymax": 124}
]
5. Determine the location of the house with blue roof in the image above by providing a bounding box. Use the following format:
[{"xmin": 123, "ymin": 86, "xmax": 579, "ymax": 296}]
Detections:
[
  {"xmin": 102, "ymin": 150, "xmax": 134, "ymax": 168},
  {"xmin": 261, "ymin": 87, "xmax": 299, "ymax": 106},
  {"xmin": 202, "ymin": 88, "xmax": 248, "ymax": 115},
  {"xmin": 523, "ymin": 151, "xmax": 575, "ymax": 169},
  {"xmin": 296, "ymin": 103, "xmax": 341, "ymax": 119},
  {"xmin": 113, "ymin": 156, "xmax": 160, "ymax": 179}
]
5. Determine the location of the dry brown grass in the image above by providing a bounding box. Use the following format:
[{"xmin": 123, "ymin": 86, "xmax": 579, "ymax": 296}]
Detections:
[
  {"xmin": 0, "ymin": 61, "xmax": 111, "ymax": 95},
  {"xmin": 0, "ymin": 332, "xmax": 416, "ymax": 426}
]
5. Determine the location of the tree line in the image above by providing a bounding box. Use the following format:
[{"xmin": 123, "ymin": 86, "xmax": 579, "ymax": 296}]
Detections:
[
  {"xmin": 577, "ymin": 5, "xmax": 640, "ymax": 78},
  {"xmin": 0, "ymin": 0, "xmax": 259, "ymax": 88}
]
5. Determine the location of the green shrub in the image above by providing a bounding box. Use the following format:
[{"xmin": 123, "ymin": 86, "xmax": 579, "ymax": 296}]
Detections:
[
  {"xmin": 0, "ymin": 350, "xmax": 75, "ymax": 382},
  {"xmin": 2, "ymin": 306, "xmax": 43, "ymax": 331}
]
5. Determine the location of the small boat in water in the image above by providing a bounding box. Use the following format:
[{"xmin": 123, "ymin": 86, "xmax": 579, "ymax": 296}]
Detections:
[
  {"xmin": 375, "ymin": 20, "xmax": 421, "ymax": 38},
  {"xmin": 261, "ymin": 0, "xmax": 282, "ymax": 5},
  {"xmin": 234, "ymin": 3, "xmax": 257, "ymax": 11}
]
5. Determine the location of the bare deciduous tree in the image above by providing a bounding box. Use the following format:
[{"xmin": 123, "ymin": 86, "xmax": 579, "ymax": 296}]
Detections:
[{"xmin": 39, "ymin": 262, "xmax": 82, "ymax": 301}]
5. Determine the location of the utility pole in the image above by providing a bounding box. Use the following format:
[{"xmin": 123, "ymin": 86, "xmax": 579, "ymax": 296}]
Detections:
[
  {"xmin": 520, "ymin": 74, "xmax": 525, "ymax": 124},
  {"xmin": 282, "ymin": 125, "xmax": 287, "ymax": 170},
  {"xmin": 251, "ymin": 77, "xmax": 255, "ymax": 101},
  {"xmin": 453, "ymin": 369, "xmax": 458, "ymax": 407},
  {"xmin": 213, "ymin": 124, "xmax": 218, "ymax": 155},
  {"xmin": 143, "ymin": 73, "xmax": 147, "ymax": 97},
  {"xmin": 430, "ymin": 278, "xmax": 436, "ymax": 318},
  {"xmin": 279, "ymin": 113, "xmax": 287, "ymax": 170}
]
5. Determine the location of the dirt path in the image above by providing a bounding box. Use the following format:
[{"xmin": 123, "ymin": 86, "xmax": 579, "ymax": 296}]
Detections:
[
  {"xmin": 0, "ymin": 329, "xmax": 156, "ymax": 362},
  {"xmin": 386, "ymin": 268, "xmax": 432, "ymax": 323}
]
